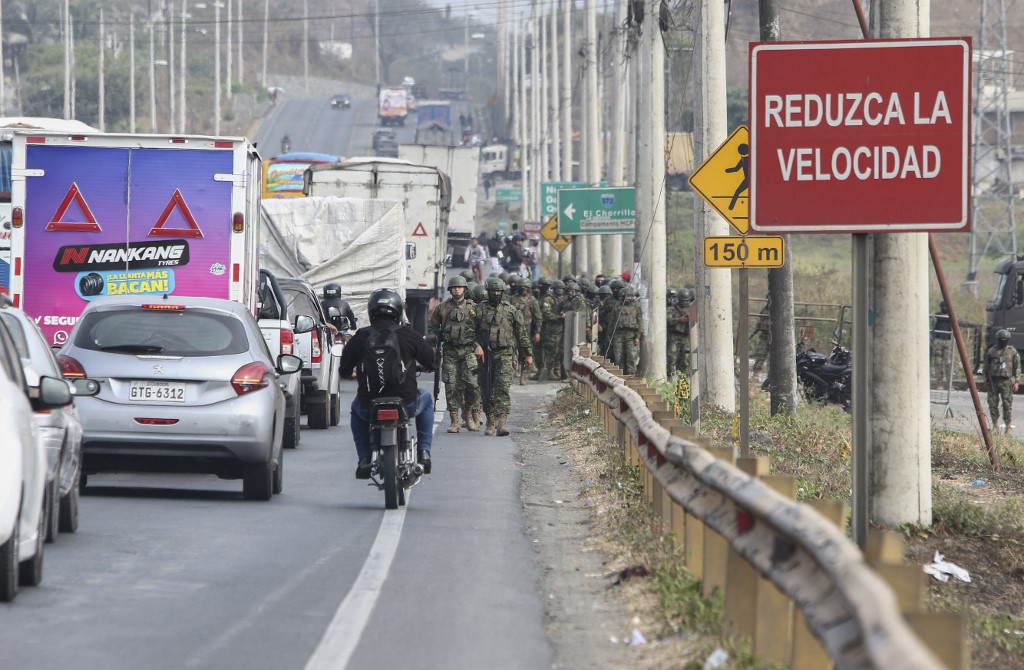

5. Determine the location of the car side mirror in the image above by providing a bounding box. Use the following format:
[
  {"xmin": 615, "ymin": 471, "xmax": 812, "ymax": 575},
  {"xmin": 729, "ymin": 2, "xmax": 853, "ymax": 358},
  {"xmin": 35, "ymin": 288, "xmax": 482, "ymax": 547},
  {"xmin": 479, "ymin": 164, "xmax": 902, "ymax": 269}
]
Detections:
[
  {"xmin": 277, "ymin": 354, "xmax": 303, "ymax": 375},
  {"xmin": 294, "ymin": 315, "xmax": 316, "ymax": 335},
  {"xmin": 35, "ymin": 375, "xmax": 73, "ymax": 409},
  {"xmin": 70, "ymin": 378, "xmax": 100, "ymax": 397}
]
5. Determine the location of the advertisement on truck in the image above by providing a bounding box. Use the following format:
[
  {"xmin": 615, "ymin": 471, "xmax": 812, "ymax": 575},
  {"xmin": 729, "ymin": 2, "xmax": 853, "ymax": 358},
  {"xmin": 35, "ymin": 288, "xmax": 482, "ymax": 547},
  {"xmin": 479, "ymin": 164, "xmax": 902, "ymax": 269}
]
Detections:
[{"xmin": 7, "ymin": 132, "xmax": 261, "ymax": 346}]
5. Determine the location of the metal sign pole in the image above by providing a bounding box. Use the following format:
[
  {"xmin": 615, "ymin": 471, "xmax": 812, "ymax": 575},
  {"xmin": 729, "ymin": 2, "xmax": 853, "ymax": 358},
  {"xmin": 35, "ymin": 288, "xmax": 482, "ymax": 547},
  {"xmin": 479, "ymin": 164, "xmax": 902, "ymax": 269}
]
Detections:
[{"xmin": 852, "ymin": 234, "xmax": 871, "ymax": 549}]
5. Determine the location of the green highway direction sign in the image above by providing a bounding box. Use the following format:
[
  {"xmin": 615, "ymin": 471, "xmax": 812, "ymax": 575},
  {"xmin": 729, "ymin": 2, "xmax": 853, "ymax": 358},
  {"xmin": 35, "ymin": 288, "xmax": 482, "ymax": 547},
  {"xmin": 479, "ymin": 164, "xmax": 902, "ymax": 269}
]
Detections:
[
  {"xmin": 557, "ymin": 187, "xmax": 636, "ymax": 235},
  {"xmin": 541, "ymin": 181, "xmax": 586, "ymax": 218},
  {"xmin": 495, "ymin": 187, "xmax": 522, "ymax": 203}
]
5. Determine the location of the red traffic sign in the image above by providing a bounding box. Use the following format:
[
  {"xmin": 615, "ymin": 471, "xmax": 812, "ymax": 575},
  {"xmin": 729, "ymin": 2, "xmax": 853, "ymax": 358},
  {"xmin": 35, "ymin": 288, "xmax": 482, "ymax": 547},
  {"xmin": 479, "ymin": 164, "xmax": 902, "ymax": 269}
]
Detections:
[{"xmin": 749, "ymin": 38, "xmax": 971, "ymax": 234}]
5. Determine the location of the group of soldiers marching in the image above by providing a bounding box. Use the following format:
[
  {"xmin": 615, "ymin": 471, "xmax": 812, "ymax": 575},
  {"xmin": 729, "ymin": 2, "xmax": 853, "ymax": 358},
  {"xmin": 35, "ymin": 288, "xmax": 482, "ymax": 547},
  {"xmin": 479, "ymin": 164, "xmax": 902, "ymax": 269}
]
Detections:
[{"xmin": 430, "ymin": 269, "xmax": 697, "ymax": 434}]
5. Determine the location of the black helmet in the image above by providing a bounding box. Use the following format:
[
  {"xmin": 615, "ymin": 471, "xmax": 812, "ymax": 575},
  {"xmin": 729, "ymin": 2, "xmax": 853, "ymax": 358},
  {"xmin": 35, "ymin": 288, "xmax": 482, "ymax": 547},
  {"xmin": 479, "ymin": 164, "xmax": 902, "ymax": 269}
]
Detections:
[
  {"xmin": 324, "ymin": 283, "xmax": 341, "ymax": 299},
  {"xmin": 367, "ymin": 288, "xmax": 403, "ymax": 320},
  {"xmin": 998, "ymin": 329, "xmax": 1011, "ymax": 343}
]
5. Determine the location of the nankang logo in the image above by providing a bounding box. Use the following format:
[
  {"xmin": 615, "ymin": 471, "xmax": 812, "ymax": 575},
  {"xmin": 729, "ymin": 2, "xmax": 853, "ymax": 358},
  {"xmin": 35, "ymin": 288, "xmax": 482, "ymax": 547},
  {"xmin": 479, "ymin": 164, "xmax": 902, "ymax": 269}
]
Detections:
[{"xmin": 53, "ymin": 240, "xmax": 191, "ymax": 272}]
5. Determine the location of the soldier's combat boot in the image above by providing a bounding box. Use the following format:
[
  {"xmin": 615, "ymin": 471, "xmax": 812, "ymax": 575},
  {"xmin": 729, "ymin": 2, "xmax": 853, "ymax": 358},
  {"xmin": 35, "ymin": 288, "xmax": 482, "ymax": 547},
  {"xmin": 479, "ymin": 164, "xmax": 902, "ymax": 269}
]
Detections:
[
  {"xmin": 537, "ymin": 368, "xmax": 550, "ymax": 382},
  {"xmin": 519, "ymin": 369, "xmax": 526, "ymax": 385},
  {"xmin": 496, "ymin": 415, "xmax": 510, "ymax": 437},
  {"xmin": 485, "ymin": 414, "xmax": 497, "ymax": 436},
  {"xmin": 462, "ymin": 406, "xmax": 472, "ymax": 428},
  {"xmin": 468, "ymin": 408, "xmax": 482, "ymax": 431},
  {"xmin": 447, "ymin": 410, "xmax": 460, "ymax": 433}
]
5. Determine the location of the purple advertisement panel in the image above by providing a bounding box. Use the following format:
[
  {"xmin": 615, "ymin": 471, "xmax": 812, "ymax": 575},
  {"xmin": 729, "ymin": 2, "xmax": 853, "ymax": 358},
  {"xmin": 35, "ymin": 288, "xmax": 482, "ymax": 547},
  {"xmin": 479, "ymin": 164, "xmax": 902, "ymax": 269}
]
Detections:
[{"xmin": 23, "ymin": 145, "xmax": 234, "ymax": 346}]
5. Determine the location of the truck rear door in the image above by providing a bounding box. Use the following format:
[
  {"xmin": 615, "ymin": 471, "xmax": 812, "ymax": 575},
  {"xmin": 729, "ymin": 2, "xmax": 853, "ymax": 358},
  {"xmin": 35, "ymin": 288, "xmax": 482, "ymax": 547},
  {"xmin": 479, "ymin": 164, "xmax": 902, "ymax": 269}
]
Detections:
[{"xmin": 16, "ymin": 138, "xmax": 234, "ymax": 346}]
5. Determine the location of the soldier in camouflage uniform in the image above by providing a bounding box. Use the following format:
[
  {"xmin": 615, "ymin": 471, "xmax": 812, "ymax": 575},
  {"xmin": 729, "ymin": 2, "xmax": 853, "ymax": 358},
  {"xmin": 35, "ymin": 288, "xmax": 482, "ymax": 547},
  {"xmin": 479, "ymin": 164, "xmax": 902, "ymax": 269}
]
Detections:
[
  {"xmin": 511, "ymin": 280, "xmax": 542, "ymax": 384},
  {"xmin": 985, "ymin": 329, "xmax": 1020, "ymax": 433},
  {"xmin": 601, "ymin": 280, "xmax": 625, "ymax": 362},
  {"xmin": 539, "ymin": 280, "xmax": 567, "ymax": 381},
  {"xmin": 612, "ymin": 286, "xmax": 643, "ymax": 375},
  {"xmin": 562, "ymin": 281, "xmax": 592, "ymax": 345},
  {"xmin": 530, "ymin": 277, "xmax": 552, "ymax": 378},
  {"xmin": 476, "ymin": 277, "xmax": 534, "ymax": 436},
  {"xmin": 667, "ymin": 288, "xmax": 692, "ymax": 376},
  {"xmin": 428, "ymin": 276, "xmax": 483, "ymax": 432}
]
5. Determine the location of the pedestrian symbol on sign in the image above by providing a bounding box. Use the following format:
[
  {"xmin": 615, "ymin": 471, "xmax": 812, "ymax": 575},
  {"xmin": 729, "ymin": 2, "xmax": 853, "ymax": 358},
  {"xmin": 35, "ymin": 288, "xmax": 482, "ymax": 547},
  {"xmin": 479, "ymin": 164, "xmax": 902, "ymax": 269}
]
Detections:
[{"xmin": 688, "ymin": 125, "xmax": 751, "ymax": 235}]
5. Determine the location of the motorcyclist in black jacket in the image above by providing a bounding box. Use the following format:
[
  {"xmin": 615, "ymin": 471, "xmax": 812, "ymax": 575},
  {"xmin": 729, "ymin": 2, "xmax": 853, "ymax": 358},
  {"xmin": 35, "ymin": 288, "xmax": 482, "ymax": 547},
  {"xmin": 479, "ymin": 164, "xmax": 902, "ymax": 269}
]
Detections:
[{"xmin": 321, "ymin": 283, "xmax": 357, "ymax": 331}]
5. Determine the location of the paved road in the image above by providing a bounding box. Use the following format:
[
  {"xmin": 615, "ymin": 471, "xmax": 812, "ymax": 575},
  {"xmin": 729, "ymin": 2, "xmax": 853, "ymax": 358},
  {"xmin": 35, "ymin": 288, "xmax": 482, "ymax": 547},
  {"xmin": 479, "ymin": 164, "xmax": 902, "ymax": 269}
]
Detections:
[{"xmin": 0, "ymin": 381, "xmax": 555, "ymax": 670}]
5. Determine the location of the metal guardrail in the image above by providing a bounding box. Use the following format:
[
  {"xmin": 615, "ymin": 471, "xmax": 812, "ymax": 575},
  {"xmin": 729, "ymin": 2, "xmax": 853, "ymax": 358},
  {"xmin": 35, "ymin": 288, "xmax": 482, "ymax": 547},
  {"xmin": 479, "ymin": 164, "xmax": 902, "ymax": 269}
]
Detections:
[{"xmin": 570, "ymin": 354, "xmax": 952, "ymax": 670}]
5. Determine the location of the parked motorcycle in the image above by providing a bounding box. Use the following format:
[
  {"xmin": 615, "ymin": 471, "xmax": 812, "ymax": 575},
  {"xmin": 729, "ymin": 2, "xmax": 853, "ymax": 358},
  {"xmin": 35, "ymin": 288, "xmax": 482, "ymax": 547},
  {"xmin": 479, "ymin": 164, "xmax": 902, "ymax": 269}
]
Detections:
[
  {"xmin": 367, "ymin": 397, "xmax": 423, "ymax": 509},
  {"xmin": 796, "ymin": 340, "xmax": 852, "ymax": 410}
]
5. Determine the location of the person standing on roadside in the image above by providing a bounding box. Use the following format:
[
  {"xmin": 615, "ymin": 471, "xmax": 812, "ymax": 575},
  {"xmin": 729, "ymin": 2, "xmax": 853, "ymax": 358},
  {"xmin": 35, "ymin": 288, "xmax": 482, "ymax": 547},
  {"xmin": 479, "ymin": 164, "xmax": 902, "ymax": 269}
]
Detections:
[
  {"xmin": 612, "ymin": 287, "xmax": 643, "ymax": 375},
  {"xmin": 428, "ymin": 276, "xmax": 483, "ymax": 433},
  {"xmin": 985, "ymin": 329, "xmax": 1020, "ymax": 433}
]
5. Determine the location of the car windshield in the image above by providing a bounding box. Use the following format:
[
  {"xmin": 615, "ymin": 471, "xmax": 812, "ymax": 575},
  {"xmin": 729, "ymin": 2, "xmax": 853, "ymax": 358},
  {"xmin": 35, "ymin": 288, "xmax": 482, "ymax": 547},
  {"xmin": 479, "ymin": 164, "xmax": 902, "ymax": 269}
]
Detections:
[{"xmin": 74, "ymin": 308, "xmax": 250, "ymax": 357}]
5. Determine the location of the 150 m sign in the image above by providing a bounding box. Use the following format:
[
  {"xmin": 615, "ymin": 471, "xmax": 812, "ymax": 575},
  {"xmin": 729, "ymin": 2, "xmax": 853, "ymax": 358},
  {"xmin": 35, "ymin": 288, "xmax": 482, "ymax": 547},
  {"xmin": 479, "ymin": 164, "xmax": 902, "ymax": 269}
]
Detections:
[{"xmin": 703, "ymin": 236, "xmax": 785, "ymax": 268}]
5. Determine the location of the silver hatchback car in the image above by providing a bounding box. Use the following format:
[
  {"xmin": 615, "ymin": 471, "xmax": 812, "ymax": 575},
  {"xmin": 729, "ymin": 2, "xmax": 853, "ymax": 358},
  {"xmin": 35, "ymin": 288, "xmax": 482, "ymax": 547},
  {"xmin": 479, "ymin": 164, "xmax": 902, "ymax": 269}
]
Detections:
[{"xmin": 58, "ymin": 296, "xmax": 302, "ymax": 501}]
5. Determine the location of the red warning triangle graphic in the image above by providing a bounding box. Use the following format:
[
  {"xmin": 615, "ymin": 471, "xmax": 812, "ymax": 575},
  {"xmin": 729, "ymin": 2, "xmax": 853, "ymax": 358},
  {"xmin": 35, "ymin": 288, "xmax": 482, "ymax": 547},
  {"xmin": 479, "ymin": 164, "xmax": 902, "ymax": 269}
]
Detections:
[
  {"xmin": 457, "ymin": 195, "xmax": 465, "ymax": 204},
  {"xmin": 149, "ymin": 189, "xmax": 204, "ymax": 238},
  {"xmin": 411, "ymin": 222, "xmax": 428, "ymax": 237},
  {"xmin": 46, "ymin": 182, "xmax": 101, "ymax": 232}
]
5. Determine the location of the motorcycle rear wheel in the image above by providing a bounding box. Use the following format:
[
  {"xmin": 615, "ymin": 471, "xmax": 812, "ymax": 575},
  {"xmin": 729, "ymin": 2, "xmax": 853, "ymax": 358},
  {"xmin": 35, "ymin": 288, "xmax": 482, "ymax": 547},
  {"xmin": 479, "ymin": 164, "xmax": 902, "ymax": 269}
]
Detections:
[{"xmin": 382, "ymin": 445, "xmax": 399, "ymax": 510}]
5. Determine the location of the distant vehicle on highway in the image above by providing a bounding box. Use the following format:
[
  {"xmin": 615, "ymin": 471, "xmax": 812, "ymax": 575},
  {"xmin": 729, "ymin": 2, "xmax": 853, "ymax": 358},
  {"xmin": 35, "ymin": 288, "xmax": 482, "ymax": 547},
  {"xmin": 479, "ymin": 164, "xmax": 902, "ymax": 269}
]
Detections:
[
  {"xmin": 375, "ymin": 137, "xmax": 400, "ymax": 158},
  {"xmin": 330, "ymin": 93, "xmax": 351, "ymax": 110},
  {"xmin": 372, "ymin": 128, "xmax": 396, "ymax": 152},
  {"xmin": 59, "ymin": 295, "xmax": 302, "ymax": 501}
]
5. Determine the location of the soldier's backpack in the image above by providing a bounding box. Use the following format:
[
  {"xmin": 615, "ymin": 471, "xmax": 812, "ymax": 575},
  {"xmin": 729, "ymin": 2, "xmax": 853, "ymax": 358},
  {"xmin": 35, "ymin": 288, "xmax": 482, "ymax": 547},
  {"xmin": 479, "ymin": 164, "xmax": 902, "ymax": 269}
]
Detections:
[{"xmin": 359, "ymin": 324, "xmax": 407, "ymax": 397}]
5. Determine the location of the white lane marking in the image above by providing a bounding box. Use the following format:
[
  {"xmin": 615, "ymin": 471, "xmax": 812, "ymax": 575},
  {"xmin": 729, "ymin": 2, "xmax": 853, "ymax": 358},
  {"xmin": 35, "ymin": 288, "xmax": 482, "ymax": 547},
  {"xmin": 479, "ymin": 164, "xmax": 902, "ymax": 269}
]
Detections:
[
  {"xmin": 303, "ymin": 509, "xmax": 407, "ymax": 670},
  {"xmin": 304, "ymin": 408, "xmax": 441, "ymax": 670}
]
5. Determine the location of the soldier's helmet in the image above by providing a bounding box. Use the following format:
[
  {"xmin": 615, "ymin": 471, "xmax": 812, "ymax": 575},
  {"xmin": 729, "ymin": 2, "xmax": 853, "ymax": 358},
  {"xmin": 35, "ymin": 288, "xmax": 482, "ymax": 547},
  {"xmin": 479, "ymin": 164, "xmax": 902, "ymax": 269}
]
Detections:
[
  {"xmin": 586, "ymin": 284, "xmax": 598, "ymax": 297},
  {"xmin": 610, "ymin": 278, "xmax": 624, "ymax": 292},
  {"xmin": 552, "ymin": 279, "xmax": 566, "ymax": 292},
  {"xmin": 565, "ymin": 281, "xmax": 579, "ymax": 293},
  {"xmin": 538, "ymin": 276, "xmax": 551, "ymax": 286},
  {"xmin": 998, "ymin": 329, "xmax": 1011, "ymax": 343},
  {"xmin": 499, "ymin": 271, "xmax": 512, "ymax": 283},
  {"xmin": 459, "ymin": 270, "xmax": 474, "ymax": 281},
  {"xmin": 521, "ymin": 280, "xmax": 534, "ymax": 291},
  {"xmin": 667, "ymin": 288, "xmax": 677, "ymax": 299},
  {"xmin": 485, "ymin": 276, "xmax": 507, "ymax": 292},
  {"xmin": 623, "ymin": 286, "xmax": 637, "ymax": 299},
  {"xmin": 508, "ymin": 275, "xmax": 520, "ymax": 287},
  {"xmin": 598, "ymin": 285, "xmax": 612, "ymax": 296},
  {"xmin": 578, "ymin": 277, "xmax": 591, "ymax": 290},
  {"xmin": 680, "ymin": 288, "xmax": 694, "ymax": 302},
  {"xmin": 448, "ymin": 275, "xmax": 468, "ymax": 289},
  {"xmin": 488, "ymin": 271, "xmax": 502, "ymax": 279},
  {"xmin": 471, "ymin": 284, "xmax": 488, "ymax": 302}
]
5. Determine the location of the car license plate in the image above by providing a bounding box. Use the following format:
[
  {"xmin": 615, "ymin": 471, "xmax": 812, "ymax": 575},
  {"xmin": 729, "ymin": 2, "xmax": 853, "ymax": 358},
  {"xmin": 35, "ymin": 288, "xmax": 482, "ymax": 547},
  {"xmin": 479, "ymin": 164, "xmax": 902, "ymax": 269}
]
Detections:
[{"xmin": 129, "ymin": 380, "xmax": 186, "ymax": 403}]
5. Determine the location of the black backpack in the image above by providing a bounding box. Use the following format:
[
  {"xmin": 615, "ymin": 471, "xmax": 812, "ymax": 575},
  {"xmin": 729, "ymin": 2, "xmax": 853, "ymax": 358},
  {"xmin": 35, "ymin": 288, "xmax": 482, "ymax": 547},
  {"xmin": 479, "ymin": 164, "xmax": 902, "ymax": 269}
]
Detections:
[{"xmin": 359, "ymin": 324, "xmax": 407, "ymax": 396}]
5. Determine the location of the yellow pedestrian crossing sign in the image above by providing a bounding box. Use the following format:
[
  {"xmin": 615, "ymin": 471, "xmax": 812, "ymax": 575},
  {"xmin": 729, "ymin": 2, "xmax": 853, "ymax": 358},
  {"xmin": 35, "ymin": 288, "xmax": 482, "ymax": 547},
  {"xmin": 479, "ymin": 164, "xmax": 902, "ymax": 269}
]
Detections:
[
  {"xmin": 688, "ymin": 125, "xmax": 750, "ymax": 235},
  {"xmin": 540, "ymin": 214, "xmax": 573, "ymax": 253}
]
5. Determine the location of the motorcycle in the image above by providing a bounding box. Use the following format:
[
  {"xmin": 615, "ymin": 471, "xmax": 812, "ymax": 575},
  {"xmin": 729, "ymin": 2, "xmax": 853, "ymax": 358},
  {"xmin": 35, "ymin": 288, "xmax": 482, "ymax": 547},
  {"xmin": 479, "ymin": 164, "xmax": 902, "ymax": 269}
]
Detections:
[
  {"xmin": 796, "ymin": 340, "xmax": 852, "ymax": 410},
  {"xmin": 367, "ymin": 397, "xmax": 423, "ymax": 509}
]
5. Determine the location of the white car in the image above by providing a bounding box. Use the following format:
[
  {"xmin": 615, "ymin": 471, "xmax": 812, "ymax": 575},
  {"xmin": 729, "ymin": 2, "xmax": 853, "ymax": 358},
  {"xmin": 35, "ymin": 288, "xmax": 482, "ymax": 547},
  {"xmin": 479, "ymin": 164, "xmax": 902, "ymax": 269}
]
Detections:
[
  {"xmin": 0, "ymin": 303, "xmax": 78, "ymax": 601},
  {"xmin": 0, "ymin": 308, "xmax": 91, "ymax": 538}
]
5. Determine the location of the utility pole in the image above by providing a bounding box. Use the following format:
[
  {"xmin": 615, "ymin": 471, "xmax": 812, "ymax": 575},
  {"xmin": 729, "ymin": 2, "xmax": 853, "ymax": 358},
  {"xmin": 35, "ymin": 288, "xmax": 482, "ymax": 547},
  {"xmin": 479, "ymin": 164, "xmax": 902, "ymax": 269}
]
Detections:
[
  {"xmin": 565, "ymin": 0, "xmax": 584, "ymax": 273},
  {"xmin": 168, "ymin": 0, "xmax": 176, "ymax": 132},
  {"xmin": 585, "ymin": 0, "xmax": 601, "ymax": 276},
  {"xmin": 530, "ymin": 6, "xmax": 540, "ymax": 225},
  {"xmin": 214, "ymin": 1, "xmax": 223, "ymax": 134},
  {"xmin": 548, "ymin": 2, "xmax": 560, "ymax": 181},
  {"xmin": 180, "ymin": 0, "xmax": 188, "ymax": 132},
  {"xmin": 261, "ymin": 0, "xmax": 268, "ymax": 90},
  {"xmin": 0, "ymin": 0, "xmax": 5, "ymax": 115},
  {"xmin": 64, "ymin": 0, "xmax": 71, "ymax": 119},
  {"xmin": 99, "ymin": 6, "xmax": 106, "ymax": 131},
  {"xmin": 607, "ymin": 0, "xmax": 627, "ymax": 273},
  {"xmin": 302, "ymin": 0, "xmax": 308, "ymax": 92},
  {"xmin": 867, "ymin": 0, "xmax": 932, "ymax": 531},
  {"xmin": 374, "ymin": 0, "xmax": 380, "ymax": 89},
  {"xmin": 70, "ymin": 14, "xmax": 76, "ymax": 119},
  {"xmin": 518, "ymin": 16, "xmax": 530, "ymax": 226},
  {"xmin": 150, "ymin": 14, "xmax": 158, "ymax": 131},
  {"xmin": 636, "ymin": 0, "xmax": 665, "ymax": 378},
  {"xmin": 759, "ymin": 0, "xmax": 797, "ymax": 415},
  {"xmin": 693, "ymin": 0, "xmax": 735, "ymax": 413},
  {"xmin": 500, "ymin": 0, "xmax": 509, "ymax": 133},
  {"xmin": 539, "ymin": 3, "xmax": 549, "ymax": 185},
  {"xmin": 225, "ymin": 0, "xmax": 232, "ymax": 99},
  {"xmin": 130, "ymin": 14, "xmax": 137, "ymax": 132},
  {"xmin": 237, "ymin": 0, "xmax": 244, "ymax": 89}
]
